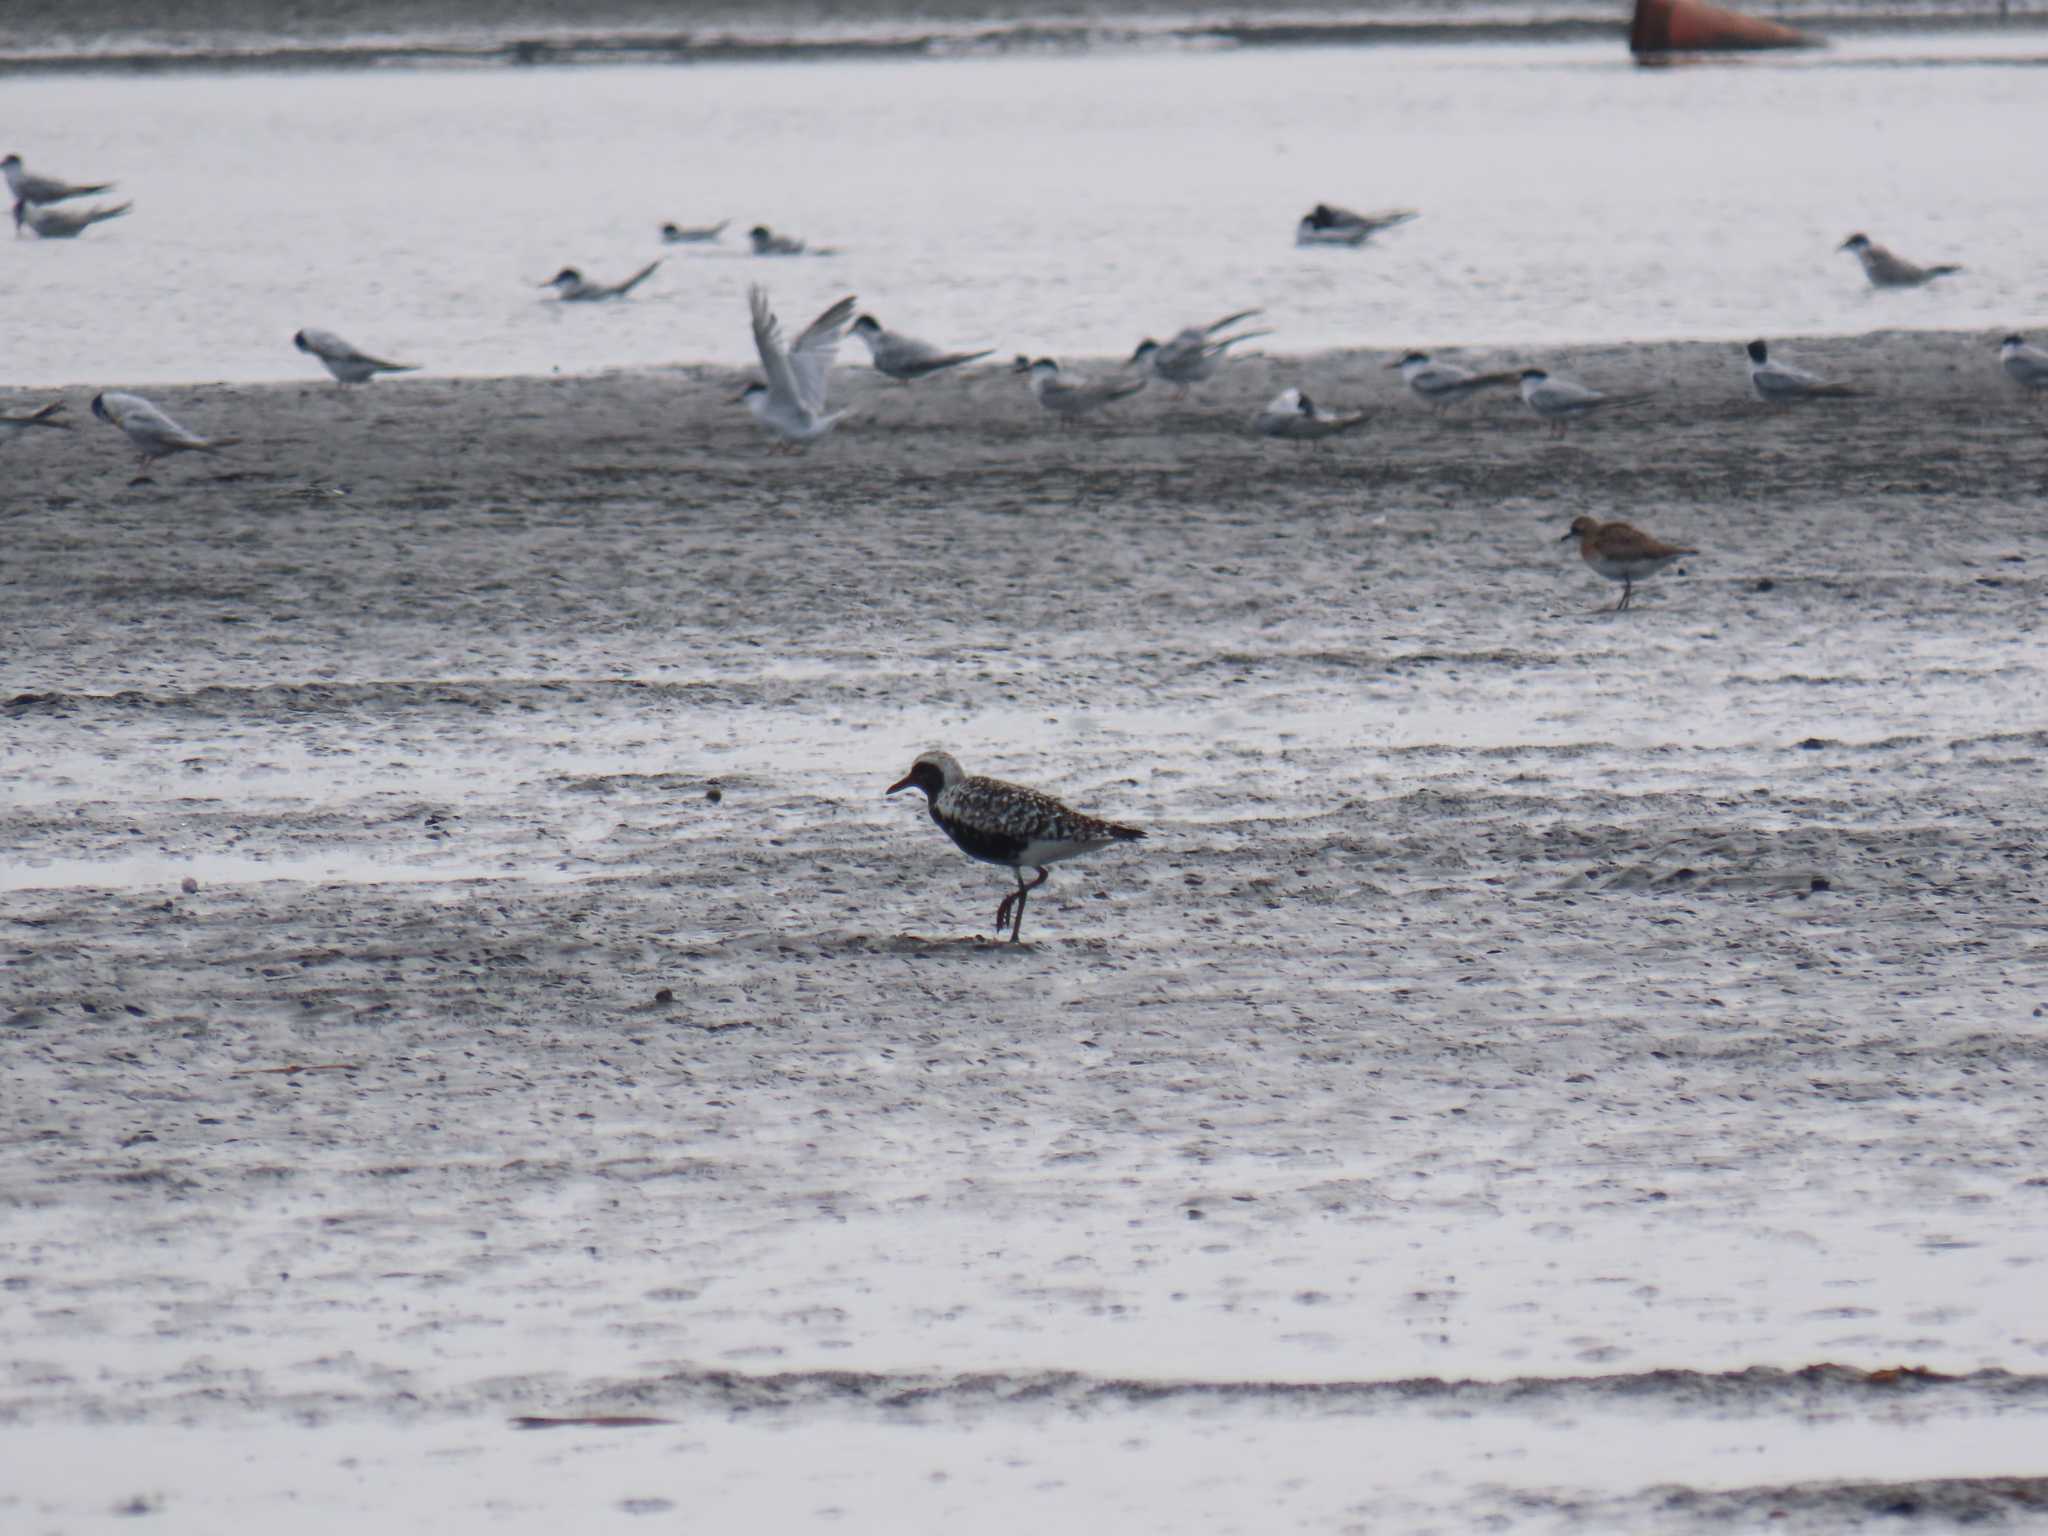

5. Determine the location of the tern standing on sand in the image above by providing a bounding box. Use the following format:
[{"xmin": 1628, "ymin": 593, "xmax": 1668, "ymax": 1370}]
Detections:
[
  {"xmin": 1999, "ymin": 335, "xmax": 2048, "ymax": 393},
  {"xmin": 1518, "ymin": 368, "xmax": 1651, "ymax": 436},
  {"xmin": 1389, "ymin": 351, "xmax": 1521, "ymax": 411},
  {"xmin": 738, "ymin": 286, "xmax": 858, "ymax": 445},
  {"xmin": 850, "ymin": 315, "xmax": 993, "ymax": 381},
  {"xmin": 1746, "ymin": 339, "xmax": 1860, "ymax": 402},
  {"xmin": 294, "ymin": 329, "xmax": 419, "ymax": 385},
  {"xmin": 1131, "ymin": 309, "xmax": 1271, "ymax": 396},
  {"xmin": 1023, "ymin": 358, "xmax": 1146, "ymax": 423},
  {"xmin": 92, "ymin": 392, "xmax": 238, "ymax": 467}
]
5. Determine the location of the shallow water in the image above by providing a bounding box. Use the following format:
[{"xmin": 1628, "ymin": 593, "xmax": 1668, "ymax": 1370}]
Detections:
[{"xmin": 5, "ymin": 31, "xmax": 2046, "ymax": 388}]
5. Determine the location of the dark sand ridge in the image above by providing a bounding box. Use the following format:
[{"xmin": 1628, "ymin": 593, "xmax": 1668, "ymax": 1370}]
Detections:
[{"xmin": 3, "ymin": 327, "xmax": 2045, "ymax": 1525}]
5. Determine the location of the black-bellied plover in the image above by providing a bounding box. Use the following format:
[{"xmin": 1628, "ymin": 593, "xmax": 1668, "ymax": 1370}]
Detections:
[
  {"xmin": 1561, "ymin": 516, "xmax": 1697, "ymax": 612},
  {"xmin": 887, "ymin": 750, "xmax": 1145, "ymax": 943}
]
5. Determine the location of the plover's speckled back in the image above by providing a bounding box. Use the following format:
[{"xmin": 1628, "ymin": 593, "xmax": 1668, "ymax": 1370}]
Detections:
[{"xmin": 887, "ymin": 750, "xmax": 1145, "ymax": 943}]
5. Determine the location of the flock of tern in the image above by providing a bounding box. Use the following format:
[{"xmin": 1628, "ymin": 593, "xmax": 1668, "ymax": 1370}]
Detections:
[{"xmin": 7, "ymin": 143, "xmax": 2043, "ymax": 513}]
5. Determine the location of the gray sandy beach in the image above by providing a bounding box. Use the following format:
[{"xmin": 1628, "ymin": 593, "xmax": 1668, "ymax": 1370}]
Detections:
[{"xmin": 4, "ymin": 328, "xmax": 2045, "ymax": 1528}]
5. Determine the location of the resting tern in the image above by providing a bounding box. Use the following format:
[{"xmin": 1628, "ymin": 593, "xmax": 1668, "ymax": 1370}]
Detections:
[
  {"xmin": 1745, "ymin": 339, "xmax": 1860, "ymax": 403},
  {"xmin": 1839, "ymin": 233, "xmax": 1961, "ymax": 289},
  {"xmin": 1131, "ymin": 309, "xmax": 1271, "ymax": 394},
  {"xmin": 1252, "ymin": 388, "xmax": 1369, "ymax": 441},
  {"xmin": 661, "ymin": 219, "xmax": 728, "ymax": 244},
  {"xmin": 1518, "ymin": 368, "xmax": 1651, "ymax": 436},
  {"xmin": 1999, "ymin": 334, "xmax": 2048, "ymax": 392},
  {"xmin": 541, "ymin": 262, "xmax": 660, "ymax": 301},
  {"xmin": 91, "ymin": 391, "xmax": 238, "ymax": 467},
  {"xmin": 293, "ymin": 328, "xmax": 419, "ymax": 385},
  {"xmin": 1023, "ymin": 359, "xmax": 1147, "ymax": 423},
  {"xmin": 1296, "ymin": 203, "xmax": 1418, "ymax": 248},
  {"xmin": 0, "ymin": 400, "xmax": 70, "ymax": 448},
  {"xmin": 850, "ymin": 315, "xmax": 993, "ymax": 381},
  {"xmin": 738, "ymin": 285, "xmax": 858, "ymax": 445},
  {"xmin": 14, "ymin": 197, "xmax": 130, "ymax": 238},
  {"xmin": 749, "ymin": 225, "xmax": 839, "ymax": 257},
  {"xmin": 1, "ymin": 153, "xmax": 115, "ymax": 206},
  {"xmin": 1388, "ymin": 351, "xmax": 1521, "ymax": 411}
]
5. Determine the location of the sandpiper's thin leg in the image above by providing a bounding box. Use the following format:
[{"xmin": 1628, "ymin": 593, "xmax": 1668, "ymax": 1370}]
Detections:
[{"xmin": 1616, "ymin": 578, "xmax": 1633, "ymax": 612}]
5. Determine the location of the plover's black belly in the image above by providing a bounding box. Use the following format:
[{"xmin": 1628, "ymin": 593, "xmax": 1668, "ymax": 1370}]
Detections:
[{"xmin": 932, "ymin": 809, "xmax": 1031, "ymax": 868}]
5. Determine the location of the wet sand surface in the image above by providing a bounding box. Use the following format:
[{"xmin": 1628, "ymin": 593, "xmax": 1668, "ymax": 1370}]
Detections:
[{"xmin": 4, "ymin": 329, "xmax": 2046, "ymax": 1530}]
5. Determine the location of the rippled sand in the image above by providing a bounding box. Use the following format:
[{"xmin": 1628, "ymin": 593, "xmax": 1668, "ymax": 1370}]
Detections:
[{"xmin": 4, "ymin": 330, "xmax": 2045, "ymax": 1531}]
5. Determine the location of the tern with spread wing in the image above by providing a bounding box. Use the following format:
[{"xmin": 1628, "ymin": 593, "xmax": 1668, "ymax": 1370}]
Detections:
[
  {"xmin": 294, "ymin": 328, "xmax": 419, "ymax": 385},
  {"xmin": 738, "ymin": 286, "xmax": 858, "ymax": 445},
  {"xmin": 1131, "ymin": 309, "xmax": 1271, "ymax": 395}
]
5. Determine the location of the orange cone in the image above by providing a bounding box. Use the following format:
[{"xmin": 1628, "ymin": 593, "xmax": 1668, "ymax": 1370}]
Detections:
[{"xmin": 1630, "ymin": 0, "xmax": 1816, "ymax": 54}]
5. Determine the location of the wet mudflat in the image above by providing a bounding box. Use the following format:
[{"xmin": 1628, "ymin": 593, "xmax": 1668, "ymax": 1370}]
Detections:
[{"xmin": 3, "ymin": 330, "xmax": 2045, "ymax": 1532}]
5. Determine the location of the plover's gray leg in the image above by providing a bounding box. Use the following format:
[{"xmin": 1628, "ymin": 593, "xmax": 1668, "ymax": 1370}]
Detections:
[{"xmin": 996, "ymin": 866, "xmax": 1050, "ymax": 943}]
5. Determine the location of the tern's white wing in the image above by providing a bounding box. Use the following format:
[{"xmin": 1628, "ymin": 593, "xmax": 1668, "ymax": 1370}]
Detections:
[
  {"xmin": 1414, "ymin": 363, "xmax": 1472, "ymax": 393},
  {"xmin": 103, "ymin": 391, "xmax": 209, "ymax": 451},
  {"xmin": 749, "ymin": 286, "xmax": 808, "ymax": 412},
  {"xmin": 300, "ymin": 329, "xmax": 373, "ymax": 366},
  {"xmin": 1532, "ymin": 378, "xmax": 1607, "ymax": 411},
  {"xmin": 787, "ymin": 295, "xmax": 857, "ymax": 413}
]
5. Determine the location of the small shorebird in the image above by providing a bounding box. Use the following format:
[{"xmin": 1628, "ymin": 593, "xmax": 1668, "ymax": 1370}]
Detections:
[
  {"xmin": 1253, "ymin": 387, "xmax": 1369, "ymax": 440},
  {"xmin": 541, "ymin": 262, "xmax": 660, "ymax": 301},
  {"xmin": 1131, "ymin": 309, "xmax": 1271, "ymax": 395},
  {"xmin": 1746, "ymin": 339, "xmax": 1861, "ymax": 403},
  {"xmin": 1295, "ymin": 203, "xmax": 1417, "ymax": 248},
  {"xmin": 887, "ymin": 750, "xmax": 1145, "ymax": 943},
  {"xmin": 1024, "ymin": 358, "xmax": 1147, "ymax": 423},
  {"xmin": 14, "ymin": 197, "xmax": 130, "ymax": 238},
  {"xmin": 738, "ymin": 285, "xmax": 857, "ymax": 445},
  {"xmin": 1388, "ymin": 351, "xmax": 1521, "ymax": 411},
  {"xmin": 1519, "ymin": 368, "xmax": 1651, "ymax": 437},
  {"xmin": 293, "ymin": 328, "xmax": 419, "ymax": 385},
  {"xmin": 0, "ymin": 400, "xmax": 70, "ymax": 447},
  {"xmin": 1, "ymin": 153, "xmax": 115, "ymax": 206},
  {"xmin": 1561, "ymin": 515, "xmax": 1696, "ymax": 611},
  {"xmin": 1999, "ymin": 334, "xmax": 2048, "ymax": 393},
  {"xmin": 1839, "ymin": 233, "xmax": 1961, "ymax": 289},
  {"xmin": 850, "ymin": 314, "xmax": 993, "ymax": 381},
  {"xmin": 91, "ymin": 391, "xmax": 238, "ymax": 468},
  {"xmin": 661, "ymin": 219, "xmax": 728, "ymax": 244}
]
